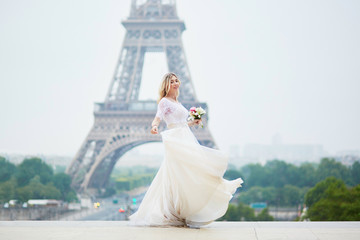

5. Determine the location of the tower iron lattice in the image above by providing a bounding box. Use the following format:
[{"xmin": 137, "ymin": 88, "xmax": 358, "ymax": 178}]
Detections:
[{"xmin": 66, "ymin": 0, "xmax": 216, "ymax": 193}]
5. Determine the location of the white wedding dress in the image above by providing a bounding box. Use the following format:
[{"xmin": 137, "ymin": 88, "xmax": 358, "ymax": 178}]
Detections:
[{"xmin": 129, "ymin": 98, "xmax": 243, "ymax": 227}]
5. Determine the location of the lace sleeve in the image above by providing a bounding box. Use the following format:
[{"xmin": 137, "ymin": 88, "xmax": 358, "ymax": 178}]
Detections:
[{"xmin": 155, "ymin": 98, "xmax": 171, "ymax": 120}]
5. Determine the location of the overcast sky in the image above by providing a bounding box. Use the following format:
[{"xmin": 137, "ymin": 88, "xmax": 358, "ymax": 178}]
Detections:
[{"xmin": 0, "ymin": 0, "xmax": 359, "ymax": 157}]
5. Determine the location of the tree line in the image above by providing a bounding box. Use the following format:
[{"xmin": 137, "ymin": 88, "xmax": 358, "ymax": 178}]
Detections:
[
  {"xmin": 110, "ymin": 166, "xmax": 157, "ymax": 192},
  {"xmin": 0, "ymin": 156, "xmax": 77, "ymax": 203},
  {"xmin": 224, "ymin": 158, "xmax": 360, "ymax": 206},
  {"xmin": 304, "ymin": 177, "xmax": 360, "ymax": 221},
  {"xmin": 3, "ymin": 155, "xmax": 358, "ymax": 220},
  {"xmin": 220, "ymin": 158, "xmax": 360, "ymax": 221},
  {"xmin": 220, "ymin": 203, "xmax": 274, "ymax": 221},
  {"xmin": 226, "ymin": 158, "xmax": 360, "ymax": 189}
]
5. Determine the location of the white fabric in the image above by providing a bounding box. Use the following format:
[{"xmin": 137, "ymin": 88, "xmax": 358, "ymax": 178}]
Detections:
[
  {"xmin": 155, "ymin": 98, "xmax": 189, "ymax": 125},
  {"xmin": 129, "ymin": 98, "xmax": 243, "ymax": 227}
]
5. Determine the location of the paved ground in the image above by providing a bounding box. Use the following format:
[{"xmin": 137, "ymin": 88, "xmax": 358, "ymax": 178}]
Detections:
[{"xmin": 1, "ymin": 221, "xmax": 360, "ymax": 240}]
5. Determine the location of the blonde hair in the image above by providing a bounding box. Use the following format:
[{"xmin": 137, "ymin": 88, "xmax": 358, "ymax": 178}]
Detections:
[{"xmin": 157, "ymin": 73, "xmax": 181, "ymax": 103}]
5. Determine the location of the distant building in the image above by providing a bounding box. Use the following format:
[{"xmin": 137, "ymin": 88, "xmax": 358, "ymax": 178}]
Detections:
[
  {"xmin": 242, "ymin": 143, "xmax": 325, "ymax": 165},
  {"xmin": 0, "ymin": 153, "xmax": 72, "ymax": 167},
  {"xmin": 228, "ymin": 145, "xmax": 242, "ymax": 167},
  {"xmin": 333, "ymin": 150, "xmax": 360, "ymax": 166}
]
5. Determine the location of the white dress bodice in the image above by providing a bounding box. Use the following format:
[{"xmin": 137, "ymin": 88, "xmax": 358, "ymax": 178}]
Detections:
[{"xmin": 155, "ymin": 98, "xmax": 189, "ymax": 126}]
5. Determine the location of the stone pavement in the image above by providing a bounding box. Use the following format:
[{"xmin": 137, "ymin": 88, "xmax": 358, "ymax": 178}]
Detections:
[{"xmin": 0, "ymin": 221, "xmax": 360, "ymax": 240}]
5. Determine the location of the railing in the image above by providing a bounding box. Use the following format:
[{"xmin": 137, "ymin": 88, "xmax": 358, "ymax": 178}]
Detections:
[
  {"xmin": 94, "ymin": 101, "xmax": 157, "ymax": 112},
  {"xmin": 94, "ymin": 101, "xmax": 208, "ymax": 112}
]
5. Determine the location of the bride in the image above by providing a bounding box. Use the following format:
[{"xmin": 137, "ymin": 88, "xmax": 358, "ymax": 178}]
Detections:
[{"xmin": 129, "ymin": 73, "xmax": 243, "ymax": 227}]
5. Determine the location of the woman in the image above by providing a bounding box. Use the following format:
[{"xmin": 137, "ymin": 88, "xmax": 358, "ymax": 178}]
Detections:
[{"xmin": 129, "ymin": 73, "xmax": 243, "ymax": 227}]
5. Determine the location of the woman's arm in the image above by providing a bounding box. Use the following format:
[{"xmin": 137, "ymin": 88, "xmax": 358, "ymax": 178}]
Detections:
[{"xmin": 151, "ymin": 117, "xmax": 161, "ymax": 134}]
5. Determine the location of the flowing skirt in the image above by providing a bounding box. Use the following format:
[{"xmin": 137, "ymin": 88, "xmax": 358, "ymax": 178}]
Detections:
[{"xmin": 129, "ymin": 123, "xmax": 243, "ymax": 227}]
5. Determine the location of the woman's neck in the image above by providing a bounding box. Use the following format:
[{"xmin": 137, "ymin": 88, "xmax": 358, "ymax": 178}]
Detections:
[{"xmin": 166, "ymin": 93, "xmax": 177, "ymax": 101}]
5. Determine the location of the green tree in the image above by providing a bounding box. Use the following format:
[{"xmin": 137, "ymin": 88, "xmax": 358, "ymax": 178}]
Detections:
[
  {"xmin": 53, "ymin": 173, "xmax": 71, "ymax": 197},
  {"xmin": 241, "ymin": 160, "xmax": 310, "ymax": 189},
  {"xmin": 238, "ymin": 186, "xmax": 266, "ymax": 204},
  {"xmin": 256, "ymin": 207, "xmax": 274, "ymax": 221},
  {"xmin": 265, "ymin": 160, "xmax": 291, "ymax": 188},
  {"xmin": 220, "ymin": 202, "xmax": 256, "ymax": 221},
  {"xmin": 351, "ymin": 161, "xmax": 360, "ymax": 185},
  {"xmin": 42, "ymin": 182, "xmax": 62, "ymax": 200},
  {"xmin": 16, "ymin": 184, "xmax": 34, "ymax": 203},
  {"xmin": 264, "ymin": 160, "xmax": 304, "ymax": 188},
  {"xmin": 340, "ymin": 184, "xmax": 360, "ymax": 220},
  {"xmin": 0, "ymin": 157, "xmax": 17, "ymax": 182},
  {"xmin": 237, "ymin": 202, "xmax": 257, "ymax": 221},
  {"xmin": 261, "ymin": 187, "xmax": 277, "ymax": 205},
  {"xmin": 305, "ymin": 177, "xmax": 344, "ymax": 208},
  {"xmin": 221, "ymin": 204, "xmax": 239, "ymax": 221},
  {"xmin": 224, "ymin": 169, "xmax": 243, "ymax": 181},
  {"xmin": 220, "ymin": 203, "xmax": 274, "ymax": 221},
  {"xmin": 238, "ymin": 186, "xmax": 283, "ymax": 206},
  {"xmin": 0, "ymin": 179, "xmax": 17, "ymax": 202},
  {"xmin": 297, "ymin": 163, "xmax": 317, "ymax": 187},
  {"xmin": 241, "ymin": 163, "xmax": 269, "ymax": 188},
  {"xmin": 16, "ymin": 176, "xmax": 61, "ymax": 202},
  {"xmin": 316, "ymin": 158, "xmax": 351, "ymax": 185},
  {"xmin": 285, "ymin": 164, "xmax": 302, "ymax": 186},
  {"xmin": 305, "ymin": 177, "xmax": 360, "ymax": 221},
  {"xmin": 65, "ymin": 191, "xmax": 78, "ymax": 202},
  {"xmin": 282, "ymin": 185, "xmax": 302, "ymax": 206},
  {"xmin": 238, "ymin": 185, "xmax": 308, "ymax": 207},
  {"xmin": 53, "ymin": 173, "xmax": 77, "ymax": 202},
  {"xmin": 16, "ymin": 158, "xmax": 54, "ymax": 186}
]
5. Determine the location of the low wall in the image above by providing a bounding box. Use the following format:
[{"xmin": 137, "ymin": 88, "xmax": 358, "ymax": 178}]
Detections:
[{"xmin": 0, "ymin": 207, "xmax": 70, "ymax": 220}]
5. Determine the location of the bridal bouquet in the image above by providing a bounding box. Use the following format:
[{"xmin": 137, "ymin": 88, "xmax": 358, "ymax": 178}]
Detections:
[{"xmin": 188, "ymin": 106, "xmax": 206, "ymax": 128}]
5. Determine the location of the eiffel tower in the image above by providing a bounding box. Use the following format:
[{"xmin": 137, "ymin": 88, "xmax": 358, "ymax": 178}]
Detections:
[{"xmin": 66, "ymin": 0, "xmax": 216, "ymax": 193}]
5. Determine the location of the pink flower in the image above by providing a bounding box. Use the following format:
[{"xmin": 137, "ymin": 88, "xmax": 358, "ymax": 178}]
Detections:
[{"xmin": 190, "ymin": 107, "xmax": 196, "ymax": 112}]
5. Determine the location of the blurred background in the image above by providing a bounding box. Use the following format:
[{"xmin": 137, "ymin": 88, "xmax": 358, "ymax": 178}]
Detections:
[{"xmin": 0, "ymin": 0, "xmax": 359, "ymax": 221}]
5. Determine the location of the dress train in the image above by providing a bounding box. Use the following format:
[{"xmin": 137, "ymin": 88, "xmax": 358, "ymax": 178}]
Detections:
[{"xmin": 129, "ymin": 123, "xmax": 243, "ymax": 227}]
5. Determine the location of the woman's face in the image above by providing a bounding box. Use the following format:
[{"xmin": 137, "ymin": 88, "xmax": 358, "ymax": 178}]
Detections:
[{"xmin": 169, "ymin": 75, "xmax": 180, "ymax": 93}]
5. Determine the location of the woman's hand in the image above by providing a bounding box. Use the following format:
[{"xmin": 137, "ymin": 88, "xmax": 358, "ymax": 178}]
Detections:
[
  {"xmin": 151, "ymin": 125, "xmax": 158, "ymax": 134},
  {"xmin": 194, "ymin": 119, "xmax": 202, "ymax": 126},
  {"xmin": 151, "ymin": 117, "xmax": 160, "ymax": 134},
  {"xmin": 188, "ymin": 119, "xmax": 202, "ymax": 126}
]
